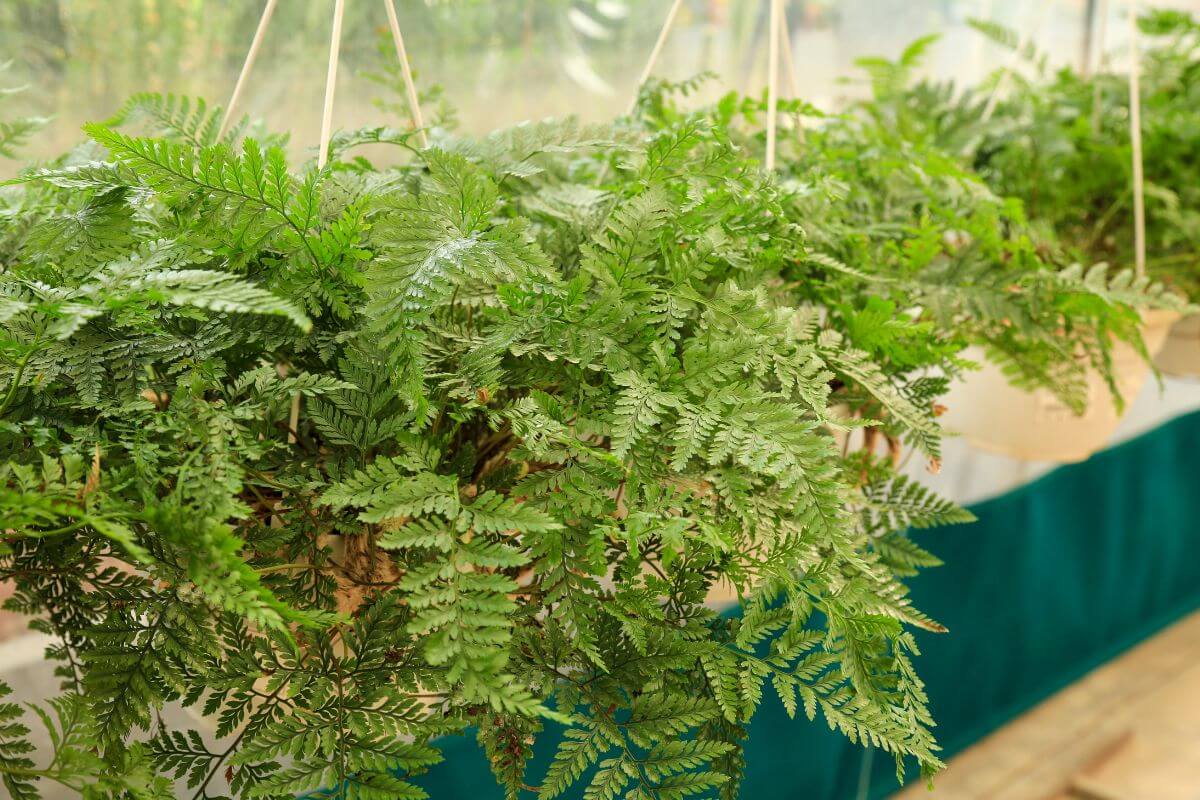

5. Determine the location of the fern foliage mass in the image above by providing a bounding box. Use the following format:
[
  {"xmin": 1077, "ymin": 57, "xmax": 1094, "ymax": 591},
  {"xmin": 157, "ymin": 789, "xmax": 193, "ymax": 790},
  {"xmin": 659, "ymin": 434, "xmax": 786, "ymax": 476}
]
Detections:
[{"xmin": 0, "ymin": 38, "xmax": 1179, "ymax": 797}]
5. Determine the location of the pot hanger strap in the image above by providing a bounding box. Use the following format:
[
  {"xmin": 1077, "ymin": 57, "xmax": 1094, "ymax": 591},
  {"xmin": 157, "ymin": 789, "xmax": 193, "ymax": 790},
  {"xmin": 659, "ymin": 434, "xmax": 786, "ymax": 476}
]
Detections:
[
  {"xmin": 317, "ymin": 0, "xmax": 347, "ymax": 170},
  {"xmin": 217, "ymin": 0, "xmax": 429, "ymax": 164},
  {"xmin": 1128, "ymin": 0, "xmax": 1146, "ymax": 278},
  {"xmin": 629, "ymin": 0, "xmax": 685, "ymax": 114},
  {"xmin": 1091, "ymin": 0, "xmax": 1110, "ymax": 131},
  {"xmin": 982, "ymin": 0, "xmax": 1051, "ymax": 121},
  {"xmin": 384, "ymin": 0, "xmax": 429, "ymax": 148},
  {"xmin": 218, "ymin": 0, "xmax": 280, "ymax": 140},
  {"xmin": 213, "ymin": 0, "xmax": 427, "ymax": 449},
  {"xmin": 629, "ymin": 0, "xmax": 786, "ymax": 169},
  {"xmin": 765, "ymin": 0, "xmax": 782, "ymax": 170}
]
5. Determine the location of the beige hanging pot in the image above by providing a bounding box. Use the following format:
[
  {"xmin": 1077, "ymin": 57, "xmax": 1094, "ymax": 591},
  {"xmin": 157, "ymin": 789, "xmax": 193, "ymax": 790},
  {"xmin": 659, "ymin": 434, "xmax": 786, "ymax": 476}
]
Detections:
[
  {"xmin": 940, "ymin": 4, "xmax": 1177, "ymax": 463},
  {"xmin": 1154, "ymin": 313, "xmax": 1200, "ymax": 377},
  {"xmin": 940, "ymin": 308, "xmax": 1177, "ymax": 463}
]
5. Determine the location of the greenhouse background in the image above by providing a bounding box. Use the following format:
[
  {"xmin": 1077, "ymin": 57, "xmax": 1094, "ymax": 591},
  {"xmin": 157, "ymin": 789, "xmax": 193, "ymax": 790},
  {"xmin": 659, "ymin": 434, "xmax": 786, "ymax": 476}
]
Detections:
[
  {"xmin": 4, "ymin": 1, "xmax": 1200, "ymax": 799},
  {"xmin": 3, "ymin": 0, "xmax": 1195, "ymax": 174}
]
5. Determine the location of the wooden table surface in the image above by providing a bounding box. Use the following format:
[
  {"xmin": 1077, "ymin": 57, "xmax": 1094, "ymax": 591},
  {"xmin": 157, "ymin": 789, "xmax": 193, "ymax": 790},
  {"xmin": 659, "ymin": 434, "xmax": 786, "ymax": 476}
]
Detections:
[{"xmin": 893, "ymin": 610, "xmax": 1200, "ymax": 800}]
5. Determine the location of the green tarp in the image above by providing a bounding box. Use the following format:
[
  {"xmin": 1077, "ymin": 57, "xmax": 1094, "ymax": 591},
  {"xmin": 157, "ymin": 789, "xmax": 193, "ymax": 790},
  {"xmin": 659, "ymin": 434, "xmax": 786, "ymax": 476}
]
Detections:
[{"xmin": 416, "ymin": 410, "xmax": 1200, "ymax": 799}]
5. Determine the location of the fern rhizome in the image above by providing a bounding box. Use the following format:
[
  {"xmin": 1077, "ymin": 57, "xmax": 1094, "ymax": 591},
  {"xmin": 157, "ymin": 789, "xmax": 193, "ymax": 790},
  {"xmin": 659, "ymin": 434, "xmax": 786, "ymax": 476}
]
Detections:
[{"xmin": 0, "ymin": 77, "xmax": 1175, "ymax": 800}]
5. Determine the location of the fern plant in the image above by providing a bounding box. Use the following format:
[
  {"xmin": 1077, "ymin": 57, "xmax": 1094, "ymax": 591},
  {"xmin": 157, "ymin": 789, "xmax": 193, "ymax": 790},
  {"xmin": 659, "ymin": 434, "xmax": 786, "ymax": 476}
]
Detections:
[
  {"xmin": 0, "ymin": 64, "xmax": 1170, "ymax": 800},
  {"xmin": 0, "ymin": 85, "xmax": 972, "ymax": 800},
  {"xmin": 875, "ymin": 11, "xmax": 1200, "ymax": 303}
]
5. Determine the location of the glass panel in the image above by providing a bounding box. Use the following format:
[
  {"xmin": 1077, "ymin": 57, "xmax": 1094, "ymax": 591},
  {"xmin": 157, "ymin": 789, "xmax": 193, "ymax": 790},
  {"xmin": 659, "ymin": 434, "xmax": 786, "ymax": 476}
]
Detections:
[{"xmin": 3, "ymin": 0, "xmax": 1200, "ymax": 173}]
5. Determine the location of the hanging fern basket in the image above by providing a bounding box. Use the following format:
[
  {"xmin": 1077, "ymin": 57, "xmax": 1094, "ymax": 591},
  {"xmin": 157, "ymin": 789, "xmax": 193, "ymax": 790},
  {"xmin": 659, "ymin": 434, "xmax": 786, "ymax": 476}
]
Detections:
[
  {"xmin": 1154, "ymin": 313, "xmax": 1200, "ymax": 377},
  {"xmin": 941, "ymin": 309, "xmax": 1178, "ymax": 463}
]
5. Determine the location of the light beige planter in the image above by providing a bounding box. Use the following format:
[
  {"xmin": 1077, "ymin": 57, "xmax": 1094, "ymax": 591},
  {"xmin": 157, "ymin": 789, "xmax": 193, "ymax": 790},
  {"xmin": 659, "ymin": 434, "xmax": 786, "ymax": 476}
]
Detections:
[
  {"xmin": 705, "ymin": 580, "xmax": 740, "ymax": 609},
  {"xmin": 1154, "ymin": 314, "xmax": 1200, "ymax": 378},
  {"xmin": 940, "ymin": 310, "xmax": 1178, "ymax": 463}
]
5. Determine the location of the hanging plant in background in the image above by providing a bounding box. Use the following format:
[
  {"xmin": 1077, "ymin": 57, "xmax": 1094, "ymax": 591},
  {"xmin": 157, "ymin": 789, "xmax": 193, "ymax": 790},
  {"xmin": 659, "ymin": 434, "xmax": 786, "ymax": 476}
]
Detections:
[
  {"xmin": 786, "ymin": 19, "xmax": 1193, "ymax": 461},
  {"xmin": 911, "ymin": 10, "xmax": 1200, "ymax": 380},
  {"xmin": 635, "ymin": 63, "xmax": 1184, "ymax": 452},
  {"xmin": 886, "ymin": 11, "xmax": 1200, "ymax": 302}
]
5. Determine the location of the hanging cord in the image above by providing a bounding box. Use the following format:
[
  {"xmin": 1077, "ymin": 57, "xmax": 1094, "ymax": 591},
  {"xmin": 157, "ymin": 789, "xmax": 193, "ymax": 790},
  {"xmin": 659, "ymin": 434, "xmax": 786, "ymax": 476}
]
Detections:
[
  {"xmin": 628, "ymin": 0, "xmax": 785, "ymax": 165},
  {"xmin": 628, "ymin": 0, "xmax": 685, "ymax": 114},
  {"xmin": 778, "ymin": 3, "xmax": 799, "ymax": 98},
  {"xmin": 1091, "ymin": 0, "xmax": 1110, "ymax": 132},
  {"xmin": 982, "ymin": 0, "xmax": 1051, "ymax": 122},
  {"xmin": 971, "ymin": 0, "xmax": 996, "ymax": 86},
  {"xmin": 1081, "ymin": 0, "xmax": 1098, "ymax": 76},
  {"xmin": 285, "ymin": 0, "xmax": 348, "ymax": 446},
  {"xmin": 1128, "ymin": 1, "xmax": 1145, "ymax": 277},
  {"xmin": 778, "ymin": 1, "xmax": 805, "ymax": 143},
  {"xmin": 765, "ymin": 0, "xmax": 782, "ymax": 169},
  {"xmin": 317, "ymin": 0, "xmax": 347, "ymax": 171},
  {"xmin": 384, "ymin": 0, "xmax": 429, "ymax": 148},
  {"xmin": 220, "ymin": 2, "xmax": 424, "ymax": 446},
  {"xmin": 218, "ymin": 0, "xmax": 280, "ymax": 140},
  {"xmin": 854, "ymin": 745, "xmax": 875, "ymax": 800}
]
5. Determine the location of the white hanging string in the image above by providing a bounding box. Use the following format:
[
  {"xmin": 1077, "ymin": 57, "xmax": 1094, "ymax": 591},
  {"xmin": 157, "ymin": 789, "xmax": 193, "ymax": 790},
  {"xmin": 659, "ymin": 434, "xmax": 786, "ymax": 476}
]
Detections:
[
  {"xmin": 778, "ymin": 1, "xmax": 805, "ymax": 143},
  {"xmin": 971, "ymin": 0, "xmax": 995, "ymax": 84},
  {"xmin": 629, "ymin": 0, "xmax": 685, "ymax": 114},
  {"xmin": 1081, "ymin": 0, "xmax": 1097, "ymax": 76},
  {"xmin": 1092, "ymin": 0, "xmax": 1110, "ymax": 133},
  {"xmin": 778, "ymin": 3, "xmax": 800, "ymax": 100},
  {"xmin": 218, "ymin": 0, "xmax": 279, "ymax": 140},
  {"xmin": 626, "ymin": 0, "xmax": 787, "ymax": 163},
  {"xmin": 1128, "ymin": 1, "xmax": 1146, "ymax": 277},
  {"xmin": 223, "ymin": 1, "xmax": 427, "ymax": 444},
  {"xmin": 766, "ymin": 0, "xmax": 782, "ymax": 169},
  {"xmin": 384, "ymin": 0, "xmax": 429, "ymax": 148},
  {"xmin": 317, "ymin": 0, "xmax": 347, "ymax": 172},
  {"xmin": 286, "ymin": 0, "xmax": 348, "ymax": 446},
  {"xmin": 982, "ymin": 0, "xmax": 1051, "ymax": 122}
]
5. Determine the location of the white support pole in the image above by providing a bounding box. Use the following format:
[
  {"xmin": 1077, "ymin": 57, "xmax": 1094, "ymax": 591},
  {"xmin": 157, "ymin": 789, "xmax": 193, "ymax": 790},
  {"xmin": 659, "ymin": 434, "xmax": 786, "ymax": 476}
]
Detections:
[
  {"xmin": 1092, "ymin": 0, "xmax": 1110, "ymax": 132},
  {"xmin": 1081, "ymin": 0, "xmax": 1098, "ymax": 76},
  {"xmin": 779, "ymin": 1, "xmax": 800, "ymax": 100},
  {"xmin": 778, "ymin": 1, "xmax": 805, "ymax": 143},
  {"xmin": 982, "ymin": 0, "xmax": 1051, "ymax": 122},
  {"xmin": 384, "ymin": 0, "xmax": 429, "ymax": 148},
  {"xmin": 291, "ymin": 0, "xmax": 348, "ymax": 445},
  {"xmin": 1128, "ymin": 1, "xmax": 1146, "ymax": 277},
  {"xmin": 971, "ymin": 0, "xmax": 995, "ymax": 87},
  {"xmin": 766, "ymin": 0, "xmax": 782, "ymax": 170},
  {"xmin": 317, "ymin": 0, "xmax": 347, "ymax": 171},
  {"xmin": 629, "ymin": 0, "xmax": 685, "ymax": 114},
  {"xmin": 218, "ymin": 0, "xmax": 279, "ymax": 140}
]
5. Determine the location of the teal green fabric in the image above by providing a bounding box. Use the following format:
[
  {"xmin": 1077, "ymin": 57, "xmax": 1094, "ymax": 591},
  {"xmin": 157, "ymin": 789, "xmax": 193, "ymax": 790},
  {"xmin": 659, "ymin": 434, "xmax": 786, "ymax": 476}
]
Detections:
[{"xmin": 414, "ymin": 410, "xmax": 1200, "ymax": 799}]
